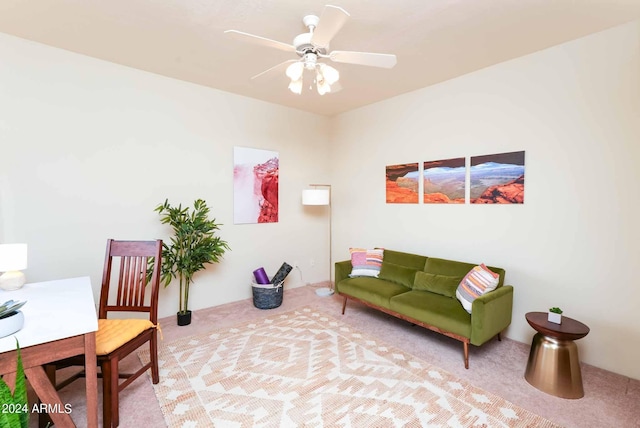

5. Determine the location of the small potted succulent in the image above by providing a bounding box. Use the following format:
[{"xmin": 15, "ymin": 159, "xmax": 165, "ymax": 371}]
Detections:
[
  {"xmin": 548, "ymin": 307, "xmax": 563, "ymax": 324},
  {"xmin": 0, "ymin": 300, "xmax": 27, "ymax": 339}
]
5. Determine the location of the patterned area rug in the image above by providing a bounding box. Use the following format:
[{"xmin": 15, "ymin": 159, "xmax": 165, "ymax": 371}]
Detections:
[{"xmin": 140, "ymin": 307, "xmax": 559, "ymax": 427}]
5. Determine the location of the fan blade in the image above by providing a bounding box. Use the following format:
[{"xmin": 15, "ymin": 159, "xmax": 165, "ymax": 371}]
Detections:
[
  {"xmin": 329, "ymin": 51, "xmax": 397, "ymax": 68},
  {"xmin": 251, "ymin": 59, "xmax": 299, "ymax": 80},
  {"xmin": 311, "ymin": 5, "xmax": 350, "ymax": 48},
  {"xmin": 224, "ymin": 30, "xmax": 296, "ymax": 53}
]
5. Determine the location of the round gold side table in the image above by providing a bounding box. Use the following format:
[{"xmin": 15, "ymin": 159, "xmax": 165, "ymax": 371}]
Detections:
[{"xmin": 524, "ymin": 312, "xmax": 590, "ymax": 399}]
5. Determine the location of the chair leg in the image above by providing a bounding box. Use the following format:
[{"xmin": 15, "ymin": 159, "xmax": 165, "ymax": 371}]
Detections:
[
  {"xmin": 101, "ymin": 359, "xmax": 112, "ymax": 428},
  {"xmin": 151, "ymin": 330, "xmax": 159, "ymax": 384},
  {"xmin": 102, "ymin": 357, "xmax": 120, "ymax": 428}
]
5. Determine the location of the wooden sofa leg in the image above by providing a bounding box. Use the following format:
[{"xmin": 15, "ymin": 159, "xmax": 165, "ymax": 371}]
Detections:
[
  {"xmin": 498, "ymin": 332, "xmax": 502, "ymax": 341},
  {"xmin": 341, "ymin": 296, "xmax": 347, "ymax": 315},
  {"xmin": 463, "ymin": 342, "xmax": 469, "ymax": 369}
]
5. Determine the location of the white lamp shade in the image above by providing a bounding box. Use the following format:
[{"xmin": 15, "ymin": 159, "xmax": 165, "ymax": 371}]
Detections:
[
  {"xmin": 0, "ymin": 244, "xmax": 28, "ymax": 271},
  {"xmin": 317, "ymin": 78, "xmax": 331, "ymax": 95},
  {"xmin": 302, "ymin": 189, "xmax": 330, "ymax": 206},
  {"xmin": 321, "ymin": 64, "xmax": 340, "ymax": 85},
  {"xmin": 286, "ymin": 62, "xmax": 304, "ymax": 81},
  {"xmin": 288, "ymin": 78, "xmax": 303, "ymax": 94},
  {"xmin": 0, "ymin": 244, "xmax": 27, "ymax": 290}
]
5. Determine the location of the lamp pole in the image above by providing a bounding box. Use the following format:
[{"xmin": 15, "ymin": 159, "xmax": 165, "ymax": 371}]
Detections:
[{"xmin": 303, "ymin": 184, "xmax": 333, "ymax": 296}]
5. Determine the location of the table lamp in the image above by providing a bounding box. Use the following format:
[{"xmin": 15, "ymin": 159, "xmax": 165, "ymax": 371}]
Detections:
[
  {"xmin": 0, "ymin": 243, "xmax": 28, "ymax": 291},
  {"xmin": 302, "ymin": 184, "xmax": 333, "ymax": 296}
]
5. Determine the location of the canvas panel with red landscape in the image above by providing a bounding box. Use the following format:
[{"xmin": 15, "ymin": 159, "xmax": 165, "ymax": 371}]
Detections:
[
  {"xmin": 423, "ymin": 157, "xmax": 466, "ymax": 204},
  {"xmin": 386, "ymin": 163, "xmax": 419, "ymax": 204},
  {"xmin": 233, "ymin": 147, "xmax": 279, "ymax": 223},
  {"xmin": 470, "ymin": 151, "xmax": 525, "ymax": 204}
]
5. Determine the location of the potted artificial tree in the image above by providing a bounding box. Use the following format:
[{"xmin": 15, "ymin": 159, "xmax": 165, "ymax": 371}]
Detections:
[{"xmin": 152, "ymin": 199, "xmax": 230, "ymax": 326}]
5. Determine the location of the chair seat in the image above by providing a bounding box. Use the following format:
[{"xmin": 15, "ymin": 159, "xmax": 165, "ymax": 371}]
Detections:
[{"xmin": 96, "ymin": 318, "xmax": 154, "ymax": 355}]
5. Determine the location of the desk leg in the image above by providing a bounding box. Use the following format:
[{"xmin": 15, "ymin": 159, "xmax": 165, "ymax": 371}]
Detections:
[
  {"xmin": 26, "ymin": 365, "xmax": 75, "ymax": 428},
  {"xmin": 84, "ymin": 332, "xmax": 98, "ymax": 428},
  {"xmin": 2, "ymin": 372, "xmax": 16, "ymax": 390}
]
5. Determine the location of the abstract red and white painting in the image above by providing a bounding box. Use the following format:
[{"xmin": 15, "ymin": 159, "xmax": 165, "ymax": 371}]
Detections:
[{"xmin": 233, "ymin": 147, "xmax": 279, "ymax": 223}]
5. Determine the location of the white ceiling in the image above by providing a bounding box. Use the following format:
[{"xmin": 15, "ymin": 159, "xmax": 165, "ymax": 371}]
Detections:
[{"xmin": 1, "ymin": 0, "xmax": 639, "ymax": 116}]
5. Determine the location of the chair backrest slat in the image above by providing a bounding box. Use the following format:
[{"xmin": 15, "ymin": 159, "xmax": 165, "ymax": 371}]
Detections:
[
  {"xmin": 99, "ymin": 239, "xmax": 162, "ymax": 322},
  {"xmin": 116, "ymin": 257, "xmax": 127, "ymax": 306},
  {"xmin": 116, "ymin": 255, "xmax": 147, "ymax": 307},
  {"xmin": 136, "ymin": 256, "xmax": 146, "ymax": 306}
]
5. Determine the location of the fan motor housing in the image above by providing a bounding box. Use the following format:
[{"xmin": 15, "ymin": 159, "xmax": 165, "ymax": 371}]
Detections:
[
  {"xmin": 293, "ymin": 33, "xmax": 327, "ymax": 56},
  {"xmin": 293, "ymin": 15, "xmax": 327, "ymax": 57}
]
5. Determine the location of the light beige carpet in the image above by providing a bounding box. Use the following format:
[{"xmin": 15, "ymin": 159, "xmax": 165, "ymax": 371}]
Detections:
[{"xmin": 140, "ymin": 307, "xmax": 560, "ymax": 427}]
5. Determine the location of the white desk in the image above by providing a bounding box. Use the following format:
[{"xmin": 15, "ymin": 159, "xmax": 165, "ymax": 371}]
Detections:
[{"xmin": 0, "ymin": 277, "xmax": 98, "ymax": 428}]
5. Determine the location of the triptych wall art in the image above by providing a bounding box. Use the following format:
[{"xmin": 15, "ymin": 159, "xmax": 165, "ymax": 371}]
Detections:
[
  {"xmin": 233, "ymin": 147, "xmax": 279, "ymax": 224},
  {"xmin": 386, "ymin": 151, "xmax": 525, "ymax": 204}
]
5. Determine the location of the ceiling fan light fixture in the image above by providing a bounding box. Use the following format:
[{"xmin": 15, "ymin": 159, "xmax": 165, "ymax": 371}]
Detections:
[
  {"xmin": 320, "ymin": 64, "xmax": 339, "ymax": 85},
  {"xmin": 285, "ymin": 62, "xmax": 304, "ymax": 81},
  {"xmin": 288, "ymin": 78, "xmax": 303, "ymax": 94},
  {"xmin": 316, "ymin": 77, "xmax": 331, "ymax": 96},
  {"xmin": 303, "ymin": 52, "xmax": 318, "ymax": 70}
]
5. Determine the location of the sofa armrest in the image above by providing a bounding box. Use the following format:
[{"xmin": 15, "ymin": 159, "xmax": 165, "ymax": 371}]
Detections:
[
  {"xmin": 470, "ymin": 285, "xmax": 514, "ymax": 346},
  {"xmin": 335, "ymin": 260, "xmax": 352, "ymax": 290}
]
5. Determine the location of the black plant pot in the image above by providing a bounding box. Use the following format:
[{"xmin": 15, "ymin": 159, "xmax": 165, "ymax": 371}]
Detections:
[{"xmin": 177, "ymin": 310, "xmax": 192, "ymax": 326}]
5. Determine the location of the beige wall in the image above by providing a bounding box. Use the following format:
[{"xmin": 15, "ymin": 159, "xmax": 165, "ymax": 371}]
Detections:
[
  {"xmin": 0, "ymin": 33, "xmax": 332, "ymax": 320},
  {"xmin": 330, "ymin": 20, "xmax": 640, "ymax": 379},
  {"xmin": 1, "ymin": 19, "xmax": 639, "ymax": 379}
]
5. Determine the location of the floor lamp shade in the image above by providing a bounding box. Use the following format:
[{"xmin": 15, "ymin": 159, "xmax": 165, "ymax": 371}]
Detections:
[{"xmin": 302, "ymin": 189, "xmax": 330, "ymax": 206}]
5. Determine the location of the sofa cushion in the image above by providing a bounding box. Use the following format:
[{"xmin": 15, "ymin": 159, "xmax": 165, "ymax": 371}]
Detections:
[
  {"xmin": 337, "ymin": 277, "xmax": 409, "ymax": 309},
  {"xmin": 379, "ymin": 262, "xmax": 418, "ymax": 288},
  {"xmin": 455, "ymin": 264, "xmax": 500, "ymax": 313},
  {"xmin": 382, "ymin": 249, "xmax": 428, "ymax": 270},
  {"xmin": 424, "ymin": 257, "xmax": 505, "ymax": 288},
  {"xmin": 349, "ymin": 248, "xmax": 384, "ymax": 278},
  {"xmin": 389, "ymin": 291, "xmax": 472, "ymax": 339},
  {"xmin": 413, "ymin": 271, "xmax": 462, "ymax": 298}
]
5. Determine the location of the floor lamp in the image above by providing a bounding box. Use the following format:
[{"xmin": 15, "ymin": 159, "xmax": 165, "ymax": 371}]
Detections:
[{"xmin": 302, "ymin": 184, "xmax": 333, "ymax": 296}]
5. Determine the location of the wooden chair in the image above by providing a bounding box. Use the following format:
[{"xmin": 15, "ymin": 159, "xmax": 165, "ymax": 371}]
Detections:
[{"xmin": 43, "ymin": 239, "xmax": 162, "ymax": 428}]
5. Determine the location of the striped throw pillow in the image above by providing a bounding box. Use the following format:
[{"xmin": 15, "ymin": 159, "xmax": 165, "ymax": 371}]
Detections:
[
  {"xmin": 349, "ymin": 248, "xmax": 384, "ymax": 278},
  {"xmin": 455, "ymin": 264, "xmax": 500, "ymax": 313}
]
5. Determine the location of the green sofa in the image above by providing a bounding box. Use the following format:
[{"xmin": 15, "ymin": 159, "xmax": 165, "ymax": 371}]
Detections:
[{"xmin": 335, "ymin": 249, "xmax": 514, "ymax": 369}]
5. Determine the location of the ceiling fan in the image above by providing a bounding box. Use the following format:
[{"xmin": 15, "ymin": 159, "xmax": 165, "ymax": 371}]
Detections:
[{"xmin": 224, "ymin": 5, "xmax": 397, "ymax": 95}]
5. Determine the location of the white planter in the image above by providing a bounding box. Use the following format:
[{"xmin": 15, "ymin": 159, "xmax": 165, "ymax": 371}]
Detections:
[
  {"xmin": 0, "ymin": 310, "xmax": 24, "ymax": 338},
  {"xmin": 548, "ymin": 312, "xmax": 562, "ymax": 324}
]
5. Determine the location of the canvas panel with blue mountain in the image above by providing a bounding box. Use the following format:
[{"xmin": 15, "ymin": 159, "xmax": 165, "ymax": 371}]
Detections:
[
  {"xmin": 470, "ymin": 151, "xmax": 525, "ymax": 204},
  {"xmin": 423, "ymin": 157, "xmax": 466, "ymax": 204}
]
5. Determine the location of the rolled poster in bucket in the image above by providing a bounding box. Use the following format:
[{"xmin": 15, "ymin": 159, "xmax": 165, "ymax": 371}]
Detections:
[{"xmin": 253, "ymin": 267, "xmax": 270, "ymax": 284}]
